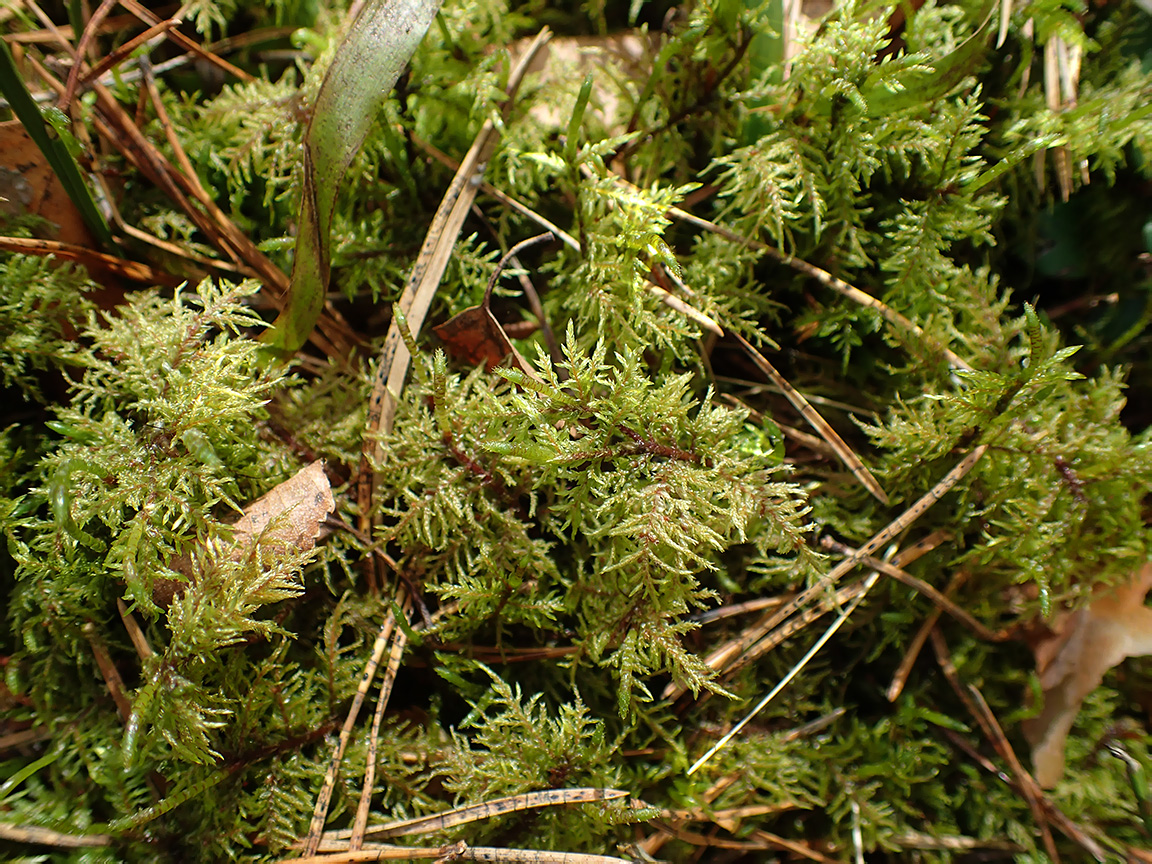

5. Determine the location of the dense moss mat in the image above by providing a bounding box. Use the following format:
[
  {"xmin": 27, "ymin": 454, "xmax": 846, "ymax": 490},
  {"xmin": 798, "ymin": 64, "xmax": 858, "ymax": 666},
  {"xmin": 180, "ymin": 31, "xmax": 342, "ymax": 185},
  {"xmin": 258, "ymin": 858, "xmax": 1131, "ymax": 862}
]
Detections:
[{"xmin": 3, "ymin": 0, "xmax": 1152, "ymax": 860}]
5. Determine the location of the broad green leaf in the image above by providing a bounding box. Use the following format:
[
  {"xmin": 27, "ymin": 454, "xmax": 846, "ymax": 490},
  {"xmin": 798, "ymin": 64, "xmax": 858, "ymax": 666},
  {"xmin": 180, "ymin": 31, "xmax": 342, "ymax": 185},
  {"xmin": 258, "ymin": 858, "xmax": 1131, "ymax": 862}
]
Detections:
[{"xmin": 262, "ymin": 0, "xmax": 443, "ymax": 354}]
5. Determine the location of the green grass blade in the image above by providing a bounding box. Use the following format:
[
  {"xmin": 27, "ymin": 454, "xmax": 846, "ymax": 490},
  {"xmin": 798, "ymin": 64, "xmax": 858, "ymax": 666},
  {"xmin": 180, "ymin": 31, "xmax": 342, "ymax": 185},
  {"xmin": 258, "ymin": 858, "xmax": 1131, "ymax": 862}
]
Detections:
[
  {"xmin": 262, "ymin": 0, "xmax": 443, "ymax": 354},
  {"xmin": 0, "ymin": 39, "xmax": 114, "ymax": 249}
]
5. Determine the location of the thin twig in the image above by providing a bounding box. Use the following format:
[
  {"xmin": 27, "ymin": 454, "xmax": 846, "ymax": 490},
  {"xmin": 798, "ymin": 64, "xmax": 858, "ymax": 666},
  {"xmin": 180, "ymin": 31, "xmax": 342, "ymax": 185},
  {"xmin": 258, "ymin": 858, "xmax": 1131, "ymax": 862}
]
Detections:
[
  {"xmin": 929, "ymin": 630, "xmax": 1069, "ymax": 861},
  {"xmin": 117, "ymin": 0, "xmax": 253, "ymax": 82},
  {"xmin": 320, "ymin": 789, "xmax": 627, "ymax": 844},
  {"xmin": 820, "ymin": 538, "xmax": 1004, "ymax": 641},
  {"xmin": 138, "ymin": 54, "xmax": 210, "ymax": 201},
  {"xmin": 966, "ymin": 682, "xmax": 1059, "ymax": 863},
  {"xmin": 76, "ymin": 18, "xmax": 181, "ymax": 90},
  {"xmin": 116, "ymin": 597, "xmax": 154, "ymax": 661},
  {"xmin": 734, "ymin": 332, "xmax": 889, "ymax": 504}
]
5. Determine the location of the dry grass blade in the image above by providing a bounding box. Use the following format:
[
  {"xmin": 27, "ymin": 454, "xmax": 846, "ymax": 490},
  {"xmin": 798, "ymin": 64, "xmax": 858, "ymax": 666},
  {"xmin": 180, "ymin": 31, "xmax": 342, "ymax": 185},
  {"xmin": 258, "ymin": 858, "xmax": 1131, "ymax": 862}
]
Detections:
[
  {"xmin": 316, "ymin": 789, "xmax": 627, "ymax": 845},
  {"xmin": 289, "ymin": 844, "xmax": 631, "ymax": 864},
  {"xmin": 412, "ymin": 134, "xmax": 580, "ymax": 253},
  {"xmin": 454, "ymin": 848, "xmax": 630, "ymax": 863},
  {"xmin": 301, "ymin": 606, "xmax": 404, "ymax": 856},
  {"xmin": 358, "ymin": 28, "xmax": 552, "ymax": 527},
  {"xmin": 668, "ymin": 446, "xmax": 985, "ymax": 706},
  {"xmin": 705, "ymin": 579, "xmax": 870, "ymax": 690},
  {"xmin": 733, "ymin": 332, "xmax": 888, "ymax": 504},
  {"xmin": 287, "ymin": 844, "xmax": 458, "ymax": 863},
  {"xmin": 649, "ymin": 285, "xmax": 724, "ymax": 336},
  {"xmin": 666, "ymin": 513, "xmax": 952, "ymax": 702}
]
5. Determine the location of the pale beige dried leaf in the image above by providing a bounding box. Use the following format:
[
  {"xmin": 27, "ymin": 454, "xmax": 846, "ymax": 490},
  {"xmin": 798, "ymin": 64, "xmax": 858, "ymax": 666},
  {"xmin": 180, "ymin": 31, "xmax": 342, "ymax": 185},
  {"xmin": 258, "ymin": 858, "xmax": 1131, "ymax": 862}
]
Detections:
[
  {"xmin": 230, "ymin": 459, "xmax": 335, "ymax": 557},
  {"xmin": 1023, "ymin": 562, "xmax": 1152, "ymax": 787},
  {"xmin": 159, "ymin": 460, "xmax": 334, "ymax": 605}
]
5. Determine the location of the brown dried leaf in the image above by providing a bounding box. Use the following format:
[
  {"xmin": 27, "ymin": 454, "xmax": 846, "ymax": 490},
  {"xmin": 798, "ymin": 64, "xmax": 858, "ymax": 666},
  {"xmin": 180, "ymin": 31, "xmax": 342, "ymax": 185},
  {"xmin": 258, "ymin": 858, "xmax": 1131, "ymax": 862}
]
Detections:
[
  {"xmin": 229, "ymin": 459, "xmax": 335, "ymax": 556},
  {"xmin": 158, "ymin": 461, "xmax": 334, "ymax": 606},
  {"xmin": 433, "ymin": 293, "xmax": 540, "ymax": 380},
  {"xmin": 0, "ymin": 119, "xmax": 94, "ymax": 247},
  {"xmin": 1023, "ymin": 562, "xmax": 1152, "ymax": 787},
  {"xmin": 433, "ymin": 303, "xmax": 512, "ymax": 369}
]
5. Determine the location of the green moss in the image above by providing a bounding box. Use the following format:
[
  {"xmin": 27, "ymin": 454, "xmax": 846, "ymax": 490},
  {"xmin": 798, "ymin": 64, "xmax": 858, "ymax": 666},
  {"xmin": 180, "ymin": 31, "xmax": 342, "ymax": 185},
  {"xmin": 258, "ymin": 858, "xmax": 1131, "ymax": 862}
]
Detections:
[{"xmin": 3, "ymin": 0, "xmax": 1152, "ymax": 860}]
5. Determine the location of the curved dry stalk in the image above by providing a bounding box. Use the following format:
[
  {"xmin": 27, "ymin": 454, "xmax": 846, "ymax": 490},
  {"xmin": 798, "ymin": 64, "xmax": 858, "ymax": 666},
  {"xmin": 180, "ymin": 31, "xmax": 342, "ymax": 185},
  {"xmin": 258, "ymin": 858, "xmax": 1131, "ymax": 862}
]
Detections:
[
  {"xmin": 0, "ymin": 236, "xmax": 172, "ymax": 284},
  {"xmin": 291, "ymin": 844, "xmax": 631, "ymax": 864}
]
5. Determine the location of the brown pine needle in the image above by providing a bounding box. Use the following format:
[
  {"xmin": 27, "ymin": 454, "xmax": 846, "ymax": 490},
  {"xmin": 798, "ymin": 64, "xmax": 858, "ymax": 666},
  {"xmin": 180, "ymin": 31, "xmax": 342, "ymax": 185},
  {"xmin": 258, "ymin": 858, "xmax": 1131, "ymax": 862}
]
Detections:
[
  {"xmin": 0, "ymin": 236, "xmax": 174, "ymax": 284},
  {"xmin": 820, "ymin": 538, "xmax": 1003, "ymax": 642},
  {"xmin": 965, "ymin": 683, "xmax": 1060, "ymax": 863},
  {"xmin": 733, "ymin": 332, "xmax": 889, "ymax": 504},
  {"xmin": 886, "ymin": 569, "xmax": 969, "ymax": 702},
  {"xmin": 301, "ymin": 607, "xmax": 404, "ymax": 856},
  {"xmin": 81, "ymin": 621, "xmax": 131, "ymax": 722}
]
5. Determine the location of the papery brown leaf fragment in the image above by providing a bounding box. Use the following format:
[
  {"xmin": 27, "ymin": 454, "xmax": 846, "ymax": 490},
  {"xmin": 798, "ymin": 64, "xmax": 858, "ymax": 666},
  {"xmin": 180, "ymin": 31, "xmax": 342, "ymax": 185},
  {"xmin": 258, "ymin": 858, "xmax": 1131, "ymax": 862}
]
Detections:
[
  {"xmin": 433, "ymin": 303, "xmax": 516, "ymax": 369},
  {"xmin": 229, "ymin": 459, "xmax": 335, "ymax": 556},
  {"xmin": 433, "ymin": 233, "xmax": 552, "ymax": 379},
  {"xmin": 158, "ymin": 460, "xmax": 334, "ymax": 605},
  {"xmin": 1023, "ymin": 562, "xmax": 1152, "ymax": 787}
]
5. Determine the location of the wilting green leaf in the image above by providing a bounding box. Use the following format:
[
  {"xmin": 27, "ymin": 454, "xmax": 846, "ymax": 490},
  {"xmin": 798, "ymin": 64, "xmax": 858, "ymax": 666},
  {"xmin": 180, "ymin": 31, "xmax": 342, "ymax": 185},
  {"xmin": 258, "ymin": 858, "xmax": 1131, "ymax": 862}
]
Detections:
[{"xmin": 262, "ymin": 0, "xmax": 443, "ymax": 354}]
